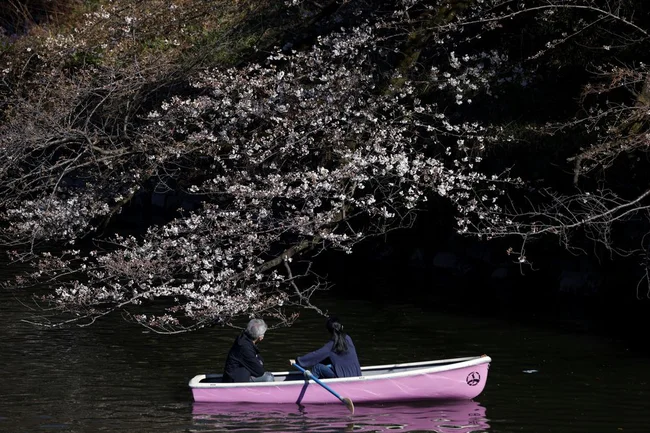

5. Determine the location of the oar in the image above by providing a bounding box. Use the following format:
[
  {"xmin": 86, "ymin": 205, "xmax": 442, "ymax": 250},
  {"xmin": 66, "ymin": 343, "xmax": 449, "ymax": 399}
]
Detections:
[{"xmin": 292, "ymin": 363, "xmax": 354, "ymax": 414}]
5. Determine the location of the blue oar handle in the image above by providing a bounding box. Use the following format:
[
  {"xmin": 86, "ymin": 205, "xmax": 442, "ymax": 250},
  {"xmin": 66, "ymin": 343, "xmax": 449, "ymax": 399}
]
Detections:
[{"xmin": 292, "ymin": 363, "xmax": 342, "ymax": 399}]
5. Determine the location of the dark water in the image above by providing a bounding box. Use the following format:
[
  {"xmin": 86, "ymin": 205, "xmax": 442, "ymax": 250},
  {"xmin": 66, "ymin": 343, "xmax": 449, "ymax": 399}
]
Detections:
[{"xmin": 1, "ymin": 279, "xmax": 648, "ymax": 432}]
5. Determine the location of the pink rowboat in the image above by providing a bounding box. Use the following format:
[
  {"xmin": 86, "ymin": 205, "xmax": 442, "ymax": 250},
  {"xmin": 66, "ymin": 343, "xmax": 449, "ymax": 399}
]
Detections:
[{"xmin": 189, "ymin": 355, "xmax": 491, "ymax": 405}]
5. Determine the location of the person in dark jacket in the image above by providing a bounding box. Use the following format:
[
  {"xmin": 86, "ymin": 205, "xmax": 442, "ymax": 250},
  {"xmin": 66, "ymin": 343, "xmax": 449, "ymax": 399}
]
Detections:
[
  {"xmin": 290, "ymin": 316, "xmax": 362, "ymax": 379},
  {"xmin": 222, "ymin": 318, "xmax": 274, "ymax": 383}
]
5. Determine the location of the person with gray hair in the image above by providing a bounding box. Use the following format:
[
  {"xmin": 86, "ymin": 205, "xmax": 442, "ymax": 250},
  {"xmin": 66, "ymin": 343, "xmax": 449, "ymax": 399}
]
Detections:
[
  {"xmin": 222, "ymin": 318, "xmax": 274, "ymax": 382},
  {"xmin": 245, "ymin": 318, "xmax": 267, "ymax": 340}
]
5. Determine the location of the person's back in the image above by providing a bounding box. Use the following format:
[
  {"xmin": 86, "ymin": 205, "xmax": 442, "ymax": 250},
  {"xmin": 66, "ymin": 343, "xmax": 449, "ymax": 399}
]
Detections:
[
  {"xmin": 290, "ymin": 316, "xmax": 362, "ymax": 379},
  {"xmin": 319, "ymin": 333, "xmax": 362, "ymax": 378},
  {"xmin": 222, "ymin": 318, "xmax": 274, "ymax": 383}
]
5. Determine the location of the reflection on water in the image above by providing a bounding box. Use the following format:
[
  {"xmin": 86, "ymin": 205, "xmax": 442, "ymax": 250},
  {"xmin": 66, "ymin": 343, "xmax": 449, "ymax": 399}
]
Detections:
[{"xmin": 191, "ymin": 400, "xmax": 489, "ymax": 433}]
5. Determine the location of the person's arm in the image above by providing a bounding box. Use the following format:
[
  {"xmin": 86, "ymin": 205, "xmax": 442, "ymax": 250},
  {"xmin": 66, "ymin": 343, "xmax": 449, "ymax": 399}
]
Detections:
[
  {"xmin": 239, "ymin": 343, "xmax": 266, "ymax": 377},
  {"xmin": 296, "ymin": 341, "xmax": 333, "ymax": 368}
]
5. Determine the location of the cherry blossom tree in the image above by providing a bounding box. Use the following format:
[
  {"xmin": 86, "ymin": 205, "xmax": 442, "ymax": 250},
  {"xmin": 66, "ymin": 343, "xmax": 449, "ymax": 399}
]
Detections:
[{"xmin": 2, "ymin": 0, "xmax": 650, "ymax": 332}]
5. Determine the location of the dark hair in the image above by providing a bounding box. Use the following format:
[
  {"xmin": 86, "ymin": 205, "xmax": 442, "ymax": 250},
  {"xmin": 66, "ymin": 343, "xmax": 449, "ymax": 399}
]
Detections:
[{"xmin": 326, "ymin": 316, "xmax": 348, "ymax": 354}]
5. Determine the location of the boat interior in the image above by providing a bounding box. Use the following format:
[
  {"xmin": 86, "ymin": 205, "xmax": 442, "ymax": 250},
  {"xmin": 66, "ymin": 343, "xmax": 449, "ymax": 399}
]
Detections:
[{"xmin": 198, "ymin": 356, "xmax": 479, "ymax": 383}]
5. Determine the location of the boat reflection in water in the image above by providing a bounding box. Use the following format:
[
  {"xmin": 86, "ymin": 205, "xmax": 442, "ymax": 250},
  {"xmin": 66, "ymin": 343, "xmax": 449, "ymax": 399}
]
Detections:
[{"xmin": 191, "ymin": 399, "xmax": 490, "ymax": 432}]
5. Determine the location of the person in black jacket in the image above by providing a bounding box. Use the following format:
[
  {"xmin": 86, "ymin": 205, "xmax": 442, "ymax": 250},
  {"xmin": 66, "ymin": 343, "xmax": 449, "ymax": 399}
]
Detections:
[
  {"xmin": 290, "ymin": 316, "xmax": 362, "ymax": 379},
  {"xmin": 222, "ymin": 318, "xmax": 274, "ymax": 383}
]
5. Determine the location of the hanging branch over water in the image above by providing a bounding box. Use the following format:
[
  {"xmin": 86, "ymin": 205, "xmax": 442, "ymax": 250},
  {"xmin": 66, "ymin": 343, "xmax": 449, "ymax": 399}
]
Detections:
[{"xmin": 2, "ymin": 0, "xmax": 650, "ymax": 331}]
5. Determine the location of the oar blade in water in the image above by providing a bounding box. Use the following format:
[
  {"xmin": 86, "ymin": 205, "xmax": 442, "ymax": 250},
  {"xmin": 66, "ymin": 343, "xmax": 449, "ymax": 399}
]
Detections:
[{"xmin": 342, "ymin": 397, "xmax": 354, "ymax": 414}]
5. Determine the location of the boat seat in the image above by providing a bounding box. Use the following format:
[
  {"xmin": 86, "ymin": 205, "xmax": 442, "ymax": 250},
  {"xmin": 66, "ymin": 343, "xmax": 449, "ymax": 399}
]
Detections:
[{"xmin": 199, "ymin": 376, "xmax": 223, "ymax": 383}]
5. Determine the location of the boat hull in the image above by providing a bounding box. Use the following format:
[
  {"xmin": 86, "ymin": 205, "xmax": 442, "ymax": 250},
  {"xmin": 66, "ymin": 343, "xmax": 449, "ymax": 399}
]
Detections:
[{"xmin": 190, "ymin": 356, "xmax": 490, "ymax": 404}]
